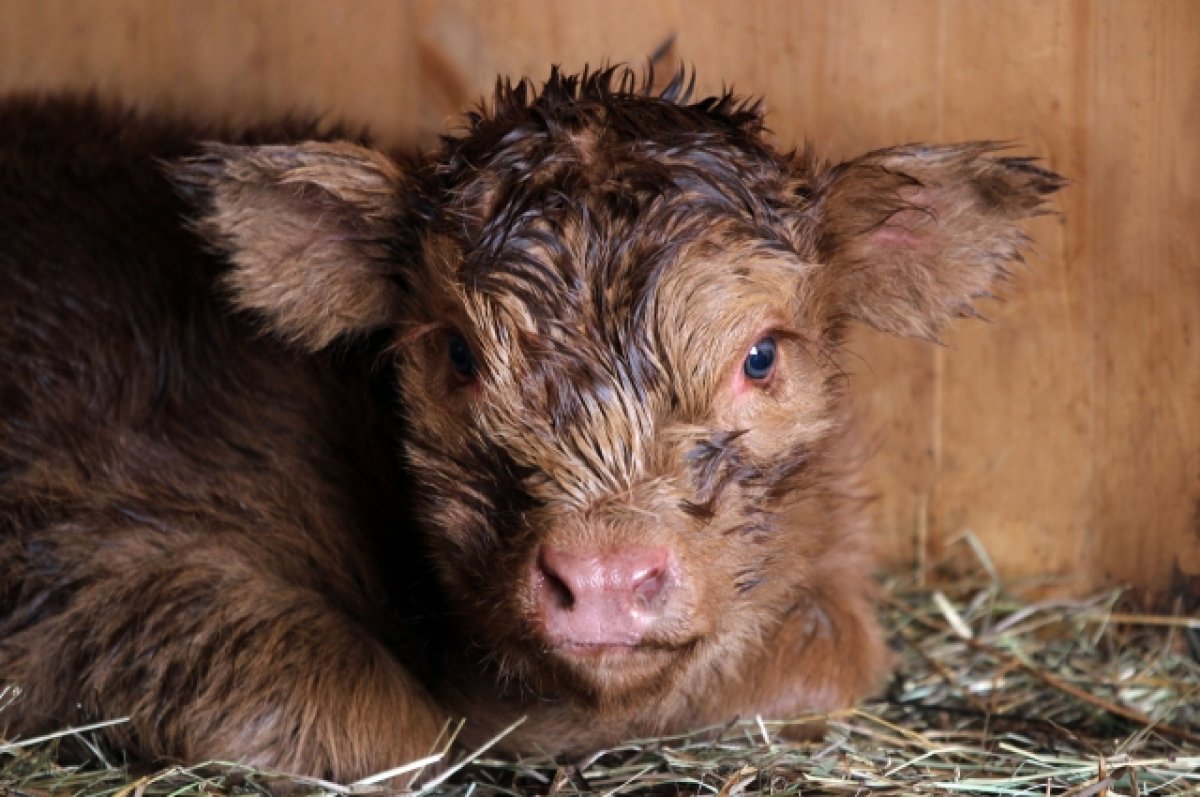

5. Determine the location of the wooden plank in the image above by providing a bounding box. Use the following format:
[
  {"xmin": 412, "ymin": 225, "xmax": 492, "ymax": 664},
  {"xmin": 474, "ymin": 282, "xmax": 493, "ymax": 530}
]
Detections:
[
  {"xmin": 931, "ymin": 0, "xmax": 1094, "ymax": 586},
  {"xmin": 0, "ymin": 0, "xmax": 420, "ymax": 144},
  {"xmin": 1086, "ymin": 0, "xmax": 1200, "ymax": 587}
]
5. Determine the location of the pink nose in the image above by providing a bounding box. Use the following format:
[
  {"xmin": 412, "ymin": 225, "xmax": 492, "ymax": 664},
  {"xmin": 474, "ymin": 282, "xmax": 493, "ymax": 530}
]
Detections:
[{"xmin": 534, "ymin": 546, "xmax": 675, "ymax": 647}]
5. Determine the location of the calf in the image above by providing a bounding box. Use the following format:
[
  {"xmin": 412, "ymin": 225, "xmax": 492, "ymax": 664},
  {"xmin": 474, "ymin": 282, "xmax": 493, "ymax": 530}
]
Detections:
[{"xmin": 0, "ymin": 68, "xmax": 1062, "ymax": 781}]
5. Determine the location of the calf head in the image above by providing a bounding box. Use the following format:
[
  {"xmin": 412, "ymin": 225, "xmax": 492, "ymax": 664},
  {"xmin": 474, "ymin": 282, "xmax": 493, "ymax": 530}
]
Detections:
[{"xmin": 177, "ymin": 68, "xmax": 1061, "ymax": 712}]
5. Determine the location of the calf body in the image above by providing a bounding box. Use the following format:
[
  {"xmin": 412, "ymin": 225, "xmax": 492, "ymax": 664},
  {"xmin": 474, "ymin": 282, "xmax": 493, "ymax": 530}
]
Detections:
[{"xmin": 0, "ymin": 70, "xmax": 1062, "ymax": 780}]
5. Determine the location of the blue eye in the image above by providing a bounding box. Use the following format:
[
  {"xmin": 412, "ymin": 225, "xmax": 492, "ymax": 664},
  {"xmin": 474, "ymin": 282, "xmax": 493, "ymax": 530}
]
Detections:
[
  {"xmin": 743, "ymin": 337, "xmax": 777, "ymax": 380},
  {"xmin": 448, "ymin": 333, "xmax": 477, "ymax": 380}
]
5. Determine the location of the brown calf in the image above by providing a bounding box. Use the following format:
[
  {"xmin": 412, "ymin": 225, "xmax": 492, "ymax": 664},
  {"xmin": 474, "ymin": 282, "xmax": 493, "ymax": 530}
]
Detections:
[{"xmin": 0, "ymin": 68, "xmax": 1062, "ymax": 781}]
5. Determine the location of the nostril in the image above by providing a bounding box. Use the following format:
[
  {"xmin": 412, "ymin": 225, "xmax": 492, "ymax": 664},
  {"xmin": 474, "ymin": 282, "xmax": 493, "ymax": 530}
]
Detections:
[
  {"xmin": 537, "ymin": 551, "xmax": 576, "ymax": 610},
  {"xmin": 632, "ymin": 566, "xmax": 668, "ymax": 610}
]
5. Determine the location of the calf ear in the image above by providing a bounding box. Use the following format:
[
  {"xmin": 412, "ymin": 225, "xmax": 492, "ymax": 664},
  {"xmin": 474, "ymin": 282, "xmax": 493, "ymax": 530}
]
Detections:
[
  {"xmin": 811, "ymin": 144, "xmax": 1065, "ymax": 340},
  {"xmin": 172, "ymin": 142, "xmax": 406, "ymax": 350}
]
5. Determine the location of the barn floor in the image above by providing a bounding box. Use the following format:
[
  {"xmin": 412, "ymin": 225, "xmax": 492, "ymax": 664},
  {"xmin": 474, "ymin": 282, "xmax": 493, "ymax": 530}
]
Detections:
[{"xmin": 3, "ymin": 540, "xmax": 1198, "ymax": 796}]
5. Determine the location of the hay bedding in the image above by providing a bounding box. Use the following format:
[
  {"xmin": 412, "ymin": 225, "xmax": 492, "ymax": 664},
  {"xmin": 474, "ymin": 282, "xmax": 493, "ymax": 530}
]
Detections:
[{"xmin": 3, "ymin": 541, "xmax": 1198, "ymax": 796}]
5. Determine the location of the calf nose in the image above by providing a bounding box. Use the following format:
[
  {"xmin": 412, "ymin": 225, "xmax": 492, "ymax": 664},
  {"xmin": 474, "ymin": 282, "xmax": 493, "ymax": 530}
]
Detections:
[{"xmin": 534, "ymin": 546, "xmax": 676, "ymax": 647}]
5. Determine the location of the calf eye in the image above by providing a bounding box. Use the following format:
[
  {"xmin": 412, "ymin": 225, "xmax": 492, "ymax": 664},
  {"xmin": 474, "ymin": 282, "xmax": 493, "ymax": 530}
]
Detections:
[
  {"xmin": 743, "ymin": 337, "xmax": 777, "ymax": 380},
  {"xmin": 448, "ymin": 333, "xmax": 478, "ymax": 380}
]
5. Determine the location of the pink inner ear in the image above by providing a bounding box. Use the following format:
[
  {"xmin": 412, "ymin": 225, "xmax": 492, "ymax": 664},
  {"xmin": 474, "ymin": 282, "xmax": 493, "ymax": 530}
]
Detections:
[{"xmin": 868, "ymin": 187, "xmax": 940, "ymax": 252}]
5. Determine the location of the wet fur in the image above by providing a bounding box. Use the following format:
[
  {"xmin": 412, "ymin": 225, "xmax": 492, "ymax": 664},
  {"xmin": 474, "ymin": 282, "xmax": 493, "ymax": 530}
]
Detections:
[{"xmin": 0, "ymin": 69, "xmax": 1063, "ymax": 780}]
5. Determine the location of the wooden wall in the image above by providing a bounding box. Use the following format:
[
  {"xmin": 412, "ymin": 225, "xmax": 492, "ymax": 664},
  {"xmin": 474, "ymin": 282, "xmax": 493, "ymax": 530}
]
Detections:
[{"xmin": 1, "ymin": 1, "xmax": 1196, "ymax": 594}]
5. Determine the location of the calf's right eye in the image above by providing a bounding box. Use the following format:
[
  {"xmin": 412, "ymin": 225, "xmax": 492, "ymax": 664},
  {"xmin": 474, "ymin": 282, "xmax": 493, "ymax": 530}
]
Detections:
[{"xmin": 447, "ymin": 333, "xmax": 478, "ymax": 381}]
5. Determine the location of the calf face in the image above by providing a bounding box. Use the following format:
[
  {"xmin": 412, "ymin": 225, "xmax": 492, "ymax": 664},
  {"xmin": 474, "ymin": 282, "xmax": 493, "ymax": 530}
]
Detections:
[{"xmin": 1, "ymin": 68, "xmax": 1062, "ymax": 779}]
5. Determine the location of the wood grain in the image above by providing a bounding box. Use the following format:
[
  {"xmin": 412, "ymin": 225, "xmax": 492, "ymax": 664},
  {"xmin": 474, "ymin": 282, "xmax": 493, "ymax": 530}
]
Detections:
[{"xmin": 0, "ymin": 0, "xmax": 1196, "ymax": 593}]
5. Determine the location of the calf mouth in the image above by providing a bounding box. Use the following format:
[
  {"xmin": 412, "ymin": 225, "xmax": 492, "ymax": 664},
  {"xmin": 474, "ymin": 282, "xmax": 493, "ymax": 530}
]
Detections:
[
  {"xmin": 549, "ymin": 635, "xmax": 698, "ymax": 656},
  {"xmin": 538, "ymin": 636, "xmax": 702, "ymax": 703}
]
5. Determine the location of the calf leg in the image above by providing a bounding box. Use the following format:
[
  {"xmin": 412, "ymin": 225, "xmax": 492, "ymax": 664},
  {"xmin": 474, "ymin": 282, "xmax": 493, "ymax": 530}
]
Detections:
[{"xmin": 0, "ymin": 524, "xmax": 447, "ymax": 782}]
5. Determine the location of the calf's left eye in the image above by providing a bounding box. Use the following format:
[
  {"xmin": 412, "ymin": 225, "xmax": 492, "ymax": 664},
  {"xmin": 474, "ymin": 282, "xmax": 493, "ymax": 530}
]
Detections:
[{"xmin": 743, "ymin": 336, "xmax": 777, "ymax": 380}]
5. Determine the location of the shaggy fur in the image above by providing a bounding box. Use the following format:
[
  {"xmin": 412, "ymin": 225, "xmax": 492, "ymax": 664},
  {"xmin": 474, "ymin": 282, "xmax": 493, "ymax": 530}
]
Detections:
[{"xmin": 0, "ymin": 68, "xmax": 1063, "ymax": 781}]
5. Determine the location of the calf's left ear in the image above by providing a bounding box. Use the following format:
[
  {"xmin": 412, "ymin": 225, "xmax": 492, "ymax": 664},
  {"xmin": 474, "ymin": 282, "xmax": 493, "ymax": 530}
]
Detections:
[
  {"xmin": 171, "ymin": 142, "xmax": 406, "ymax": 350},
  {"xmin": 811, "ymin": 144, "xmax": 1065, "ymax": 341}
]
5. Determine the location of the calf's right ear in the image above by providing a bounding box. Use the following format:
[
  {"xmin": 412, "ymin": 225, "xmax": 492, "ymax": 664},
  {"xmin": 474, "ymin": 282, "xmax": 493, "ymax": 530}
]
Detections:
[{"xmin": 171, "ymin": 142, "xmax": 407, "ymax": 350}]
